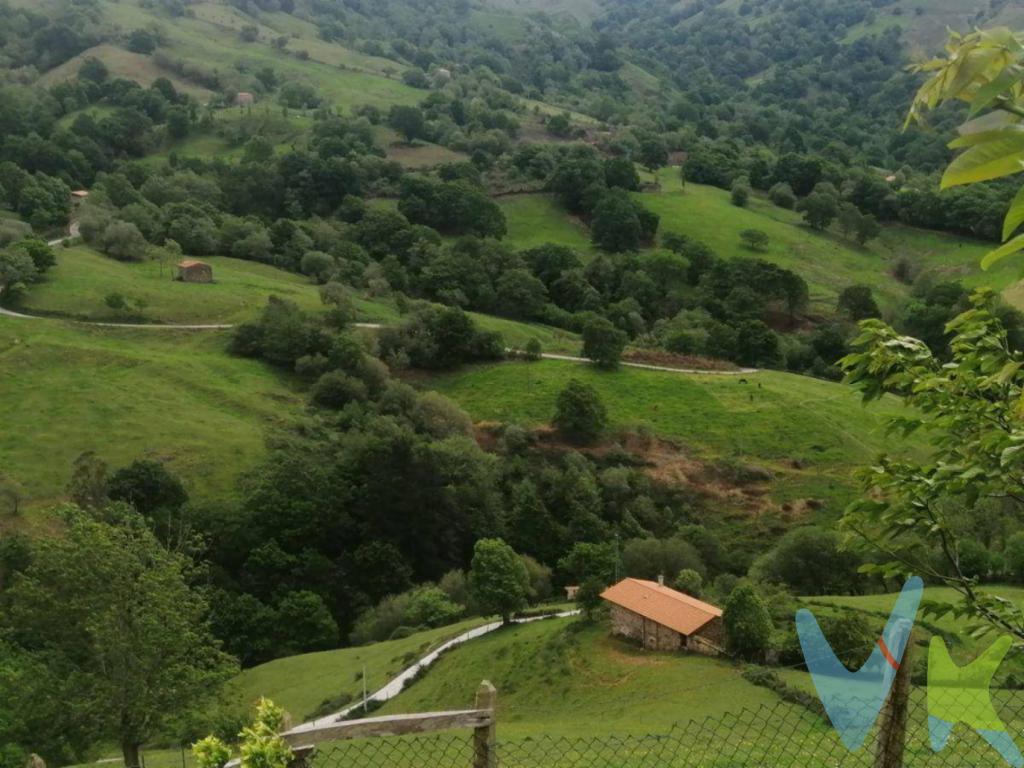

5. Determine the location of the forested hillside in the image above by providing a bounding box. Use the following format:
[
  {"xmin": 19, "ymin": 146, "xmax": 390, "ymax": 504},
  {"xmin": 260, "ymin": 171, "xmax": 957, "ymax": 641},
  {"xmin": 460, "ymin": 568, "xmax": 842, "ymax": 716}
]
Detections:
[{"xmin": 4, "ymin": 1, "xmax": 1024, "ymax": 766}]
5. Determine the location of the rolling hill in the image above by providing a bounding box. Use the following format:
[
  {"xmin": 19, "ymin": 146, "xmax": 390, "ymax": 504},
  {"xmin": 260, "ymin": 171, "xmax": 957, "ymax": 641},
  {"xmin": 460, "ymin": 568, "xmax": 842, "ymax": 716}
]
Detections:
[
  {"xmin": 0, "ymin": 316, "xmax": 303, "ymax": 510},
  {"xmin": 427, "ymin": 358, "xmax": 926, "ymax": 515}
]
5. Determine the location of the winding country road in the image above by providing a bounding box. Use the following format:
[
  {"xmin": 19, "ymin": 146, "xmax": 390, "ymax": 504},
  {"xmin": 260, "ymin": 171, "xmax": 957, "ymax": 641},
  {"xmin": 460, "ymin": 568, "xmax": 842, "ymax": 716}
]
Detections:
[
  {"xmin": 289, "ymin": 611, "xmax": 580, "ymax": 733},
  {"xmin": 1, "ymin": 226, "xmax": 757, "ymax": 376}
]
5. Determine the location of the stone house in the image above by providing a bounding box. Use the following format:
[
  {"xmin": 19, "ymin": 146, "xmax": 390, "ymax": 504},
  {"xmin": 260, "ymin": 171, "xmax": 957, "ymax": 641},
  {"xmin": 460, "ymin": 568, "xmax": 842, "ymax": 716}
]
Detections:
[
  {"xmin": 601, "ymin": 577, "xmax": 725, "ymax": 655},
  {"xmin": 176, "ymin": 260, "xmax": 214, "ymax": 283}
]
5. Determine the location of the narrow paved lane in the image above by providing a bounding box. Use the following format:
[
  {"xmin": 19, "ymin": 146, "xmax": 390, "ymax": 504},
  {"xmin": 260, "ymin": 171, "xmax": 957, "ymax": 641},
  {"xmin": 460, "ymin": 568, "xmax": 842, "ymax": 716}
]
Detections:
[{"xmin": 287, "ymin": 611, "xmax": 580, "ymax": 734}]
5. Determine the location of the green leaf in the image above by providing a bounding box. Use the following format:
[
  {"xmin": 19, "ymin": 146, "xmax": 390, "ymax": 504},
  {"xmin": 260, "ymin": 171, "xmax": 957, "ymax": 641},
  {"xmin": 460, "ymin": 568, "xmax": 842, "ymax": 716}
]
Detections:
[
  {"xmin": 1004, "ymin": 185, "xmax": 1024, "ymax": 240},
  {"xmin": 969, "ymin": 64, "xmax": 1024, "ymax": 117},
  {"xmin": 942, "ymin": 134, "xmax": 1024, "ymax": 188},
  {"xmin": 982, "ymin": 233, "xmax": 1024, "ymax": 270}
]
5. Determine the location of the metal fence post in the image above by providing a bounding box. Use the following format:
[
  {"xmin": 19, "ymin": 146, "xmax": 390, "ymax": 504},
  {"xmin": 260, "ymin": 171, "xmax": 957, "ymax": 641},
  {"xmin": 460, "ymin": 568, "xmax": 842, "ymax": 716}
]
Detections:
[
  {"xmin": 874, "ymin": 631, "xmax": 914, "ymax": 768},
  {"xmin": 473, "ymin": 680, "xmax": 497, "ymax": 768}
]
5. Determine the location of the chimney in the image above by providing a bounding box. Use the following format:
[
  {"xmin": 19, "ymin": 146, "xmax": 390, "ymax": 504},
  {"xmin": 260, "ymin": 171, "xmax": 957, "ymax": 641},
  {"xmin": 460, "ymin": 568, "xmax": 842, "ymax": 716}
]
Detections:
[{"xmin": 657, "ymin": 574, "xmax": 664, "ymax": 587}]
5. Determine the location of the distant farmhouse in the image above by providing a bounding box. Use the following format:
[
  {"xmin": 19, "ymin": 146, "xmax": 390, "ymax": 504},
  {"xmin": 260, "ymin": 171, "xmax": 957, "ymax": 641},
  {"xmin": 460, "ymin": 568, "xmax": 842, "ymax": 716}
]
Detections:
[
  {"xmin": 236, "ymin": 92, "xmax": 256, "ymax": 106},
  {"xmin": 176, "ymin": 260, "xmax": 213, "ymax": 283},
  {"xmin": 601, "ymin": 578, "xmax": 724, "ymax": 655}
]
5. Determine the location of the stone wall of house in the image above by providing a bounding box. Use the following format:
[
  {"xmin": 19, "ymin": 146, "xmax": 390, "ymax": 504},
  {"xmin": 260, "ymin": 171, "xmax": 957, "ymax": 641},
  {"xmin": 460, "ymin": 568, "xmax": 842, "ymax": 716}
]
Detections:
[
  {"xmin": 609, "ymin": 605, "xmax": 683, "ymax": 652},
  {"xmin": 688, "ymin": 617, "xmax": 725, "ymax": 656},
  {"xmin": 609, "ymin": 605, "xmax": 725, "ymax": 656}
]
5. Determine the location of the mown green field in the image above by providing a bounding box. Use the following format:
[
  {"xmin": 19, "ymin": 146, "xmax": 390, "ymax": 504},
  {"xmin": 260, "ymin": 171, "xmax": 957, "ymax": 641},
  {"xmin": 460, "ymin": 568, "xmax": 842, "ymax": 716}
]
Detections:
[
  {"xmin": 497, "ymin": 194, "xmax": 597, "ymax": 255},
  {"xmin": 12, "ymin": 246, "xmax": 328, "ymax": 325},
  {"xmin": 375, "ymin": 618, "xmax": 791, "ymax": 739},
  {"xmin": 227, "ymin": 618, "xmax": 490, "ymax": 724},
  {"xmin": 0, "ymin": 317, "xmax": 303, "ymax": 508},
  {"xmin": 427, "ymin": 359, "xmax": 924, "ymax": 509},
  {"xmin": 801, "ymin": 585, "xmax": 1024, "ymax": 669},
  {"xmin": 494, "ymin": 172, "xmax": 1022, "ymax": 315},
  {"xmin": 638, "ymin": 170, "xmax": 1023, "ymax": 313}
]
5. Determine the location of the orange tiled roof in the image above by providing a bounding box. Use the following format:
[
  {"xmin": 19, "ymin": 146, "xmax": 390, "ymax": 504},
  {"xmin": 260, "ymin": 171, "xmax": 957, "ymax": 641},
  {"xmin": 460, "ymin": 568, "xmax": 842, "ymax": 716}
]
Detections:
[
  {"xmin": 601, "ymin": 578, "xmax": 722, "ymax": 636},
  {"xmin": 177, "ymin": 260, "xmax": 209, "ymax": 269}
]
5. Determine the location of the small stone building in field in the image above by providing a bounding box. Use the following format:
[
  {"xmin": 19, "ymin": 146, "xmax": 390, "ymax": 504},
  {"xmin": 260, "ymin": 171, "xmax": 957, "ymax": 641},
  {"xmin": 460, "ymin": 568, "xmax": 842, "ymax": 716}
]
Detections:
[
  {"xmin": 601, "ymin": 577, "xmax": 724, "ymax": 655},
  {"xmin": 176, "ymin": 260, "xmax": 214, "ymax": 283},
  {"xmin": 236, "ymin": 92, "xmax": 256, "ymax": 106}
]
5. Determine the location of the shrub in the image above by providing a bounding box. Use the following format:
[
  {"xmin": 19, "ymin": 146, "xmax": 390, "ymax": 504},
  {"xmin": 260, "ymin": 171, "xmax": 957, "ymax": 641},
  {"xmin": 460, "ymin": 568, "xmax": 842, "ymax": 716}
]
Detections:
[
  {"xmin": 724, "ymin": 584, "xmax": 773, "ymax": 660},
  {"xmin": 769, "ymin": 182, "xmax": 796, "ymax": 209},
  {"xmin": 553, "ymin": 379, "xmax": 608, "ymax": 443}
]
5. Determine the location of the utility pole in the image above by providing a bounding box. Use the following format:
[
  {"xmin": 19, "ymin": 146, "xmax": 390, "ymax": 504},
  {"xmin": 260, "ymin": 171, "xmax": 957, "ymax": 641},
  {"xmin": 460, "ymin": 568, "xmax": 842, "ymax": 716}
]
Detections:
[{"xmin": 362, "ymin": 665, "xmax": 368, "ymax": 714}]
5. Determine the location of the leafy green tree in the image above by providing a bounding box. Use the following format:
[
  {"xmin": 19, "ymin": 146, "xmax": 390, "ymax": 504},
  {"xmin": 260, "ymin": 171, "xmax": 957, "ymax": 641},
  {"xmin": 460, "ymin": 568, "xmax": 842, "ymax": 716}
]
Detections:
[
  {"xmin": 558, "ymin": 542, "xmax": 617, "ymax": 586},
  {"xmin": 769, "ymin": 182, "xmax": 796, "ymax": 209},
  {"xmin": 1006, "ymin": 532, "xmax": 1024, "ymax": 583},
  {"xmin": 591, "ymin": 188, "xmax": 644, "ymax": 252},
  {"xmin": 546, "ymin": 113, "xmax": 573, "ymax": 138},
  {"xmin": 757, "ymin": 526, "xmax": 861, "ymax": 595},
  {"xmin": 577, "ymin": 578, "xmax": 605, "ymax": 620},
  {"xmin": 731, "ymin": 176, "xmax": 750, "ymax": 207},
  {"xmin": 841, "ymin": 291, "xmax": 1024, "ymax": 640},
  {"xmin": 637, "ymin": 135, "xmax": 668, "ymax": 171},
  {"xmin": 621, "ymin": 538, "xmax": 704, "ymax": 582},
  {"xmin": 739, "ymin": 229, "xmax": 769, "ymax": 251},
  {"xmin": 796, "ymin": 190, "xmax": 839, "ymax": 230},
  {"xmin": 905, "ymin": 28, "xmax": 1024, "ymax": 267},
  {"xmin": 582, "ymin": 316, "xmax": 627, "ymax": 368},
  {"xmin": 604, "ymin": 157, "xmax": 640, "ymax": 191},
  {"xmin": 816, "ymin": 613, "xmax": 875, "ymax": 669},
  {"xmin": 723, "ymin": 583, "xmax": 773, "ymax": 660},
  {"xmin": 166, "ymin": 106, "xmax": 190, "ymax": 140},
  {"xmin": 855, "ymin": 213, "xmax": 881, "ymax": 246},
  {"xmin": 469, "ymin": 538, "xmax": 530, "ymax": 625},
  {"xmin": 388, "ymin": 105, "xmax": 427, "ymax": 143},
  {"xmin": 127, "ymin": 29, "xmax": 157, "ymax": 55},
  {"xmin": 78, "ymin": 57, "xmax": 108, "ymax": 84},
  {"xmin": 837, "ymin": 285, "xmax": 880, "ymax": 320},
  {"xmin": 273, "ymin": 590, "xmax": 339, "ymax": 654},
  {"xmin": 99, "ymin": 220, "xmax": 148, "ymax": 261},
  {"xmin": 674, "ymin": 569, "xmax": 703, "ymax": 597},
  {"xmin": 495, "ymin": 268, "xmax": 548, "ymax": 319},
  {"xmin": 107, "ymin": 460, "xmax": 188, "ymax": 516},
  {"xmin": 553, "ymin": 379, "xmax": 608, "ymax": 443},
  {"xmin": 4, "ymin": 508, "xmax": 236, "ymax": 767}
]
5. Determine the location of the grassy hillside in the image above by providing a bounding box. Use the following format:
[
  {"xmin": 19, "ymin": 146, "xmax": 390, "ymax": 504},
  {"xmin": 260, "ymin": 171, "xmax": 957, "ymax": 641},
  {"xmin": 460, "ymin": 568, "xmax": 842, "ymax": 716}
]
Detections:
[
  {"xmin": 375, "ymin": 617, "xmax": 799, "ymax": 739},
  {"xmin": 227, "ymin": 618, "xmax": 489, "ymax": 723},
  {"xmin": 428, "ymin": 359, "xmax": 923, "ymax": 510},
  {"xmin": 0, "ymin": 317, "xmax": 302, "ymax": 508},
  {"xmin": 11, "ymin": 246, "xmax": 332, "ymax": 325},
  {"xmin": 640, "ymin": 170, "xmax": 1021, "ymax": 313},
  {"xmin": 494, "ymin": 171, "xmax": 1023, "ymax": 314},
  {"xmin": 802, "ymin": 585, "xmax": 1024, "ymax": 669},
  {"xmin": 498, "ymin": 194, "xmax": 597, "ymax": 255}
]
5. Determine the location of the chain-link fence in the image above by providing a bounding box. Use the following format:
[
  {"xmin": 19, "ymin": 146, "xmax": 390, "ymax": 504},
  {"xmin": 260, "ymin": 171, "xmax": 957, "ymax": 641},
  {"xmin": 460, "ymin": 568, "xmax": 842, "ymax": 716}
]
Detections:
[{"xmin": 296, "ymin": 685, "xmax": 1024, "ymax": 768}]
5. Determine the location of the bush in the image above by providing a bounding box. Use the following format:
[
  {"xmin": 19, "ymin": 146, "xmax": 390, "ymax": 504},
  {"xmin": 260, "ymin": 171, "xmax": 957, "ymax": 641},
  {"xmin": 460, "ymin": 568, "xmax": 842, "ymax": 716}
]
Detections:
[
  {"xmin": 581, "ymin": 316, "xmax": 626, "ymax": 368},
  {"xmin": 769, "ymin": 182, "xmax": 797, "ymax": 209},
  {"xmin": 739, "ymin": 229, "xmax": 769, "ymax": 251},
  {"xmin": 731, "ymin": 177, "xmax": 751, "ymax": 207},
  {"xmin": 100, "ymin": 220, "xmax": 149, "ymax": 261},
  {"xmin": 350, "ymin": 586, "xmax": 464, "ymax": 645},
  {"xmin": 553, "ymin": 379, "xmax": 608, "ymax": 443},
  {"xmin": 724, "ymin": 583, "xmax": 773, "ymax": 660},
  {"xmin": 311, "ymin": 372, "xmax": 368, "ymax": 409}
]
